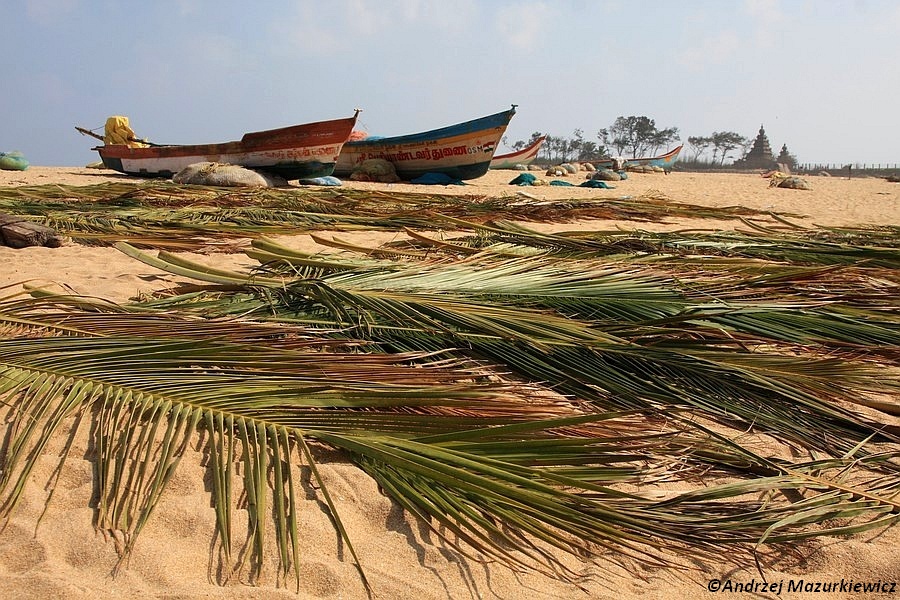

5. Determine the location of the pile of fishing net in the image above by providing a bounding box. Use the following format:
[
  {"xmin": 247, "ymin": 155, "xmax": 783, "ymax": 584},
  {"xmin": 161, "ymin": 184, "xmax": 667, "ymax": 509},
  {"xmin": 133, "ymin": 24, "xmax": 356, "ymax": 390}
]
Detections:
[
  {"xmin": 173, "ymin": 162, "xmax": 287, "ymax": 187},
  {"xmin": 349, "ymin": 158, "xmax": 401, "ymax": 183},
  {"xmin": 767, "ymin": 172, "xmax": 811, "ymax": 190}
]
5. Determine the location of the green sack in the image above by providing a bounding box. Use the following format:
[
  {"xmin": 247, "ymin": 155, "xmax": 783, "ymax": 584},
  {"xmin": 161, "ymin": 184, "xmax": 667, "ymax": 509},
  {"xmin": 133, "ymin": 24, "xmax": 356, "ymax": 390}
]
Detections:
[
  {"xmin": 508, "ymin": 172, "xmax": 536, "ymax": 186},
  {"xmin": 0, "ymin": 151, "xmax": 29, "ymax": 171}
]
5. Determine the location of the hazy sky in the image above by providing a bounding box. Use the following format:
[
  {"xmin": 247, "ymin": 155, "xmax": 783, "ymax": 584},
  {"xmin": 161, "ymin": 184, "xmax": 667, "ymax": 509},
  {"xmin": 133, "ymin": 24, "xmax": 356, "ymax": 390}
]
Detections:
[{"xmin": 3, "ymin": 0, "xmax": 898, "ymax": 167}]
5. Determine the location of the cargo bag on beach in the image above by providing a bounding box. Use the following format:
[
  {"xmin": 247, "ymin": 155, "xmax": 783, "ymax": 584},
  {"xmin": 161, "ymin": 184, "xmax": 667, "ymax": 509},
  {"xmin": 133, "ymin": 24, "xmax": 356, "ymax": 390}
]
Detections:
[
  {"xmin": 173, "ymin": 162, "xmax": 288, "ymax": 187},
  {"xmin": 0, "ymin": 151, "xmax": 29, "ymax": 171}
]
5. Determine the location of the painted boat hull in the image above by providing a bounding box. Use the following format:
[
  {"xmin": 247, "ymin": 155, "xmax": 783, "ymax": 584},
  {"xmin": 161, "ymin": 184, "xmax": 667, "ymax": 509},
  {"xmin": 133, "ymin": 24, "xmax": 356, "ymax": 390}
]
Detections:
[
  {"xmin": 93, "ymin": 113, "xmax": 360, "ymax": 180},
  {"xmin": 334, "ymin": 107, "xmax": 516, "ymax": 181},
  {"xmin": 591, "ymin": 145, "xmax": 683, "ymax": 171},
  {"xmin": 489, "ymin": 136, "xmax": 546, "ymax": 169}
]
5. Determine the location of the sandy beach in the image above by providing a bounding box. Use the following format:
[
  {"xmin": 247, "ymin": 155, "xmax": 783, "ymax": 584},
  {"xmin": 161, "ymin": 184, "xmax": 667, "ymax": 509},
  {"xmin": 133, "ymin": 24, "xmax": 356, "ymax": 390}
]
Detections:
[{"xmin": 1, "ymin": 166, "xmax": 899, "ymax": 600}]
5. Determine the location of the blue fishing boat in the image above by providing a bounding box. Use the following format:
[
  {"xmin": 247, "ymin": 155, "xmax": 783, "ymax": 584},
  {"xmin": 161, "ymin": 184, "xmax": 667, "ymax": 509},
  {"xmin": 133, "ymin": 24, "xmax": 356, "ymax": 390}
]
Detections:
[{"xmin": 334, "ymin": 106, "xmax": 516, "ymax": 181}]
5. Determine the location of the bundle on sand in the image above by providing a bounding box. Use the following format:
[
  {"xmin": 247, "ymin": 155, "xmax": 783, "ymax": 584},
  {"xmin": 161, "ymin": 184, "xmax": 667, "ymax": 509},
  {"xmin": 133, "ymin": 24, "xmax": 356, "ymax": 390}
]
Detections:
[
  {"xmin": 771, "ymin": 175, "xmax": 811, "ymax": 190},
  {"xmin": 545, "ymin": 166, "xmax": 568, "ymax": 176},
  {"xmin": 349, "ymin": 158, "xmax": 401, "ymax": 183},
  {"xmin": 0, "ymin": 151, "xmax": 29, "ymax": 171},
  {"xmin": 172, "ymin": 162, "xmax": 288, "ymax": 187},
  {"xmin": 591, "ymin": 169, "xmax": 621, "ymax": 181}
]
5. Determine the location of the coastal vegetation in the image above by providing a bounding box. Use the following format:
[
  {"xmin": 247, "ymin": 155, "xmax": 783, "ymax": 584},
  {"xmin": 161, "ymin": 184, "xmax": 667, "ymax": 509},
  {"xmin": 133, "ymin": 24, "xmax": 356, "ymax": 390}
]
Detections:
[{"xmin": 504, "ymin": 115, "xmax": 775, "ymax": 168}]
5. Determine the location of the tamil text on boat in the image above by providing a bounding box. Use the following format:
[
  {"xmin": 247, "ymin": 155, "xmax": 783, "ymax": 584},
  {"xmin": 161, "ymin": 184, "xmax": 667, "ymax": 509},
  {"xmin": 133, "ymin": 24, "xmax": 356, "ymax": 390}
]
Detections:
[
  {"xmin": 333, "ymin": 106, "xmax": 516, "ymax": 181},
  {"xmin": 75, "ymin": 112, "xmax": 360, "ymax": 180}
]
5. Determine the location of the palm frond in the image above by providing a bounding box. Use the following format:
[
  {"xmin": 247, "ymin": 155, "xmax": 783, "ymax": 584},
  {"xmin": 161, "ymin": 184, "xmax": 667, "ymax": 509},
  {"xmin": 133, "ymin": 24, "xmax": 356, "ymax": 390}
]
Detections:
[
  {"xmin": 113, "ymin": 244, "xmax": 900, "ymax": 457},
  {"xmin": 0, "ymin": 182, "xmax": 801, "ymax": 251},
  {"xmin": 3, "ymin": 284, "xmax": 900, "ymax": 594}
]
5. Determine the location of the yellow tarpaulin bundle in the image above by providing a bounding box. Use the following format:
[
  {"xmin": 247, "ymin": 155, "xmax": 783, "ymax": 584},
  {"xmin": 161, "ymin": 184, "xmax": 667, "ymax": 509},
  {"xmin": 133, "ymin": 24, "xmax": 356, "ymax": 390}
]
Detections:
[{"xmin": 103, "ymin": 116, "xmax": 149, "ymax": 147}]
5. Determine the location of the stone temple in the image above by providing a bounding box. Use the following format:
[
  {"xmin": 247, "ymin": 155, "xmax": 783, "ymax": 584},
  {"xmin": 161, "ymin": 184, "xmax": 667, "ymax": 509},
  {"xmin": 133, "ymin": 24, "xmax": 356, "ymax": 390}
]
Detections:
[{"xmin": 734, "ymin": 125, "xmax": 777, "ymax": 169}]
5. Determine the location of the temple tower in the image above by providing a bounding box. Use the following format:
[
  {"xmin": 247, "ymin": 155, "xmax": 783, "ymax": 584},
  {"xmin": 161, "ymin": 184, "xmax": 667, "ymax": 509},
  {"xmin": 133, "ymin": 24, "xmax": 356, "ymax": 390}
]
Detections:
[
  {"xmin": 776, "ymin": 144, "xmax": 797, "ymax": 169},
  {"xmin": 735, "ymin": 125, "xmax": 776, "ymax": 169}
]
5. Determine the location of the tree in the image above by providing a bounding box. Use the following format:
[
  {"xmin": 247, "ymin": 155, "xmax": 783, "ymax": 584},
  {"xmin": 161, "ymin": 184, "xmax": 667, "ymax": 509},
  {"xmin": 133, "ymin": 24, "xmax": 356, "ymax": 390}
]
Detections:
[
  {"xmin": 710, "ymin": 131, "xmax": 747, "ymax": 165},
  {"xmin": 687, "ymin": 136, "xmax": 713, "ymax": 161},
  {"xmin": 608, "ymin": 116, "xmax": 655, "ymax": 157},
  {"xmin": 569, "ymin": 129, "xmax": 604, "ymax": 162},
  {"xmin": 504, "ymin": 132, "xmax": 543, "ymax": 153},
  {"xmin": 541, "ymin": 134, "xmax": 571, "ymax": 163},
  {"xmin": 649, "ymin": 127, "xmax": 680, "ymax": 155},
  {"xmin": 606, "ymin": 116, "xmax": 680, "ymax": 158}
]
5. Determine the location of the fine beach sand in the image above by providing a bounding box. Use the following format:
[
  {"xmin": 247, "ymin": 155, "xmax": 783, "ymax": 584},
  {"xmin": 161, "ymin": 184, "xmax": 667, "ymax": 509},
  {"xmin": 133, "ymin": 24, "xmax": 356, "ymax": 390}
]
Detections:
[{"xmin": 1, "ymin": 166, "xmax": 898, "ymax": 599}]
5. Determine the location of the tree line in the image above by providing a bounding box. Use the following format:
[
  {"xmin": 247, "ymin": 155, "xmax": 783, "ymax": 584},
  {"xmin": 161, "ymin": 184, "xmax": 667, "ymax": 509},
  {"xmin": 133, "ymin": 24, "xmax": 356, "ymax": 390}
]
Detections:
[
  {"xmin": 503, "ymin": 116, "xmax": 794, "ymax": 166},
  {"xmin": 504, "ymin": 116, "xmax": 680, "ymax": 163}
]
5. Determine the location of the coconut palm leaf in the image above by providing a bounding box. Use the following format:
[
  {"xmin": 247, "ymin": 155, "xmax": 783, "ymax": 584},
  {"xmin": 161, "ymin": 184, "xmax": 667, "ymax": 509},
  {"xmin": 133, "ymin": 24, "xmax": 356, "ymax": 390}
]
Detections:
[
  {"xmin": 0, "ymin": 182, "xmax": 802, "ymax": 252},
  {"xmin": 109, "ymin": 244, "xmax": 900, "ymax": 459},
  {"xmin": 236, "ymin": 239, "xmax": 900, "ymax": 372},
  {"xmin": 248, "ymin": 234, "xmax": 900, "ymax": 359},
  {"xmin": 422, "ymin": 220, "xmax": 900, "ymax": 270},
  {"xmin": 4, "ymin": 288, "xmax": 900, "ymax": 594},
  {"xmin": 0, "ymin": 330, "xmax": 572, "ymax": 588}
]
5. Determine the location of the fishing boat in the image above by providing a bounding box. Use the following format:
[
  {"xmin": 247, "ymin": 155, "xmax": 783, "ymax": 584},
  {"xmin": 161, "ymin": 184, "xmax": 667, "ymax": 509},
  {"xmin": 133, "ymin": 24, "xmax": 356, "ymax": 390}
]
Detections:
[
  {"xmin": 333, "ymin": 106, "xmax": 516, "ymax": 181},
  {"xmin": 591, "ymin": 145, "xmax": 683, "ymax": 172},
  {"xmin": 76, "ymin": 112, "xmax": 360, "ymax": 180},
  {"xmin": 489, "ymin": 136, "xmax": 546, "ymax": 169}
]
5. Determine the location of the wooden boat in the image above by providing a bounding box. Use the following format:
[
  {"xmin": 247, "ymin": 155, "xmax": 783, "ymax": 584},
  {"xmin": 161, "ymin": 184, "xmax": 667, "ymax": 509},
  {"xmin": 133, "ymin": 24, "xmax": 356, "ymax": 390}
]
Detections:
[
  {"xmin": 489, "ymin": 136, "xmax": 546, "ymax": 169},
  {"xmin": 76, "ymin": 112, "xmax": 360, "ymax": 180},
  {"xmin": 591, "ymin": 144, "xmax": 683, "ymax": 172},
  {"xmin": 333, "ymin": 106, "xmax": 516, "ymax": 181}
]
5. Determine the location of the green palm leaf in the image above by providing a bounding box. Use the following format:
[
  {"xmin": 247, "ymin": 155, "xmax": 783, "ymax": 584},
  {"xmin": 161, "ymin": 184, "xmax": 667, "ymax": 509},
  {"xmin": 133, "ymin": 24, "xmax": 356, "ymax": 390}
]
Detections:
[
  {"xmin": 115, "ymin": 243, "xmax": 899, "ymax": 456},
  {"xmin": 3, "ymin": 293, "xmax": 900, "ymax": 593}
]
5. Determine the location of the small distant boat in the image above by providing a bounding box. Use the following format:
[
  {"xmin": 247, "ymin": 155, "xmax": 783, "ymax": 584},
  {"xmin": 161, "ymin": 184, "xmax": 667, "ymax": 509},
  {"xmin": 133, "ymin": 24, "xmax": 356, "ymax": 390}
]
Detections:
[
  {"xmin": 591, "ymin": 145, "xmax": 683, "ymax": 172},
  {"xmin": 76, "ymin": 112, "xmax": 360, "ymax": 180},
  {"xmin": 489, "ymin": 136, "xmax": 546, "ymax": 169},
  {"xmin": 333, "ymin": 106, "xmax": 516, "ymax": 181}
]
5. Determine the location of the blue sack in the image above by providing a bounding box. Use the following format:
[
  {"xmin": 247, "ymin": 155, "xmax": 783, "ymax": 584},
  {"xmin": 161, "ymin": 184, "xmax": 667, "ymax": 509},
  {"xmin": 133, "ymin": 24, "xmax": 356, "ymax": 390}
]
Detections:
[{"xmin": 297, "ymin": 176, "xmax": 342, "ymax": 186}]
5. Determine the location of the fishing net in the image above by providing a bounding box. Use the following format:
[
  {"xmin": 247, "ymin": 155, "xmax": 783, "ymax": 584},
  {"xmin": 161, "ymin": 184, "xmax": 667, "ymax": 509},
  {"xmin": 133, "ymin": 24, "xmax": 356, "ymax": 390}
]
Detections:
[
  {"xmin": 349, "ymin": 159, "xmax": 401, "ymax": 183},
  {"xmin": 172, "ymin": 162, "xmax": 287, "ymax": 187}
]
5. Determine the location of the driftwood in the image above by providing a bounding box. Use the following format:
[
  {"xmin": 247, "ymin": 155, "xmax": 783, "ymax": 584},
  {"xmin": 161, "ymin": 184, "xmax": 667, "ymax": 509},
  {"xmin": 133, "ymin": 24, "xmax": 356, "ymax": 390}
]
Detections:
[{"xmin": 0, "ymin": 214, "xmax": 66, "ymax": 248}]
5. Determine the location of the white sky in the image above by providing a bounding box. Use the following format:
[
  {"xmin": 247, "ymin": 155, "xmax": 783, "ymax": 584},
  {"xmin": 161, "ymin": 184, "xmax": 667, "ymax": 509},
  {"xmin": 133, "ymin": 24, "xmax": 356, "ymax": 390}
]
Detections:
[{"xmin": 3, "ymin": 0, "xmax": 899, "ymax": 167}]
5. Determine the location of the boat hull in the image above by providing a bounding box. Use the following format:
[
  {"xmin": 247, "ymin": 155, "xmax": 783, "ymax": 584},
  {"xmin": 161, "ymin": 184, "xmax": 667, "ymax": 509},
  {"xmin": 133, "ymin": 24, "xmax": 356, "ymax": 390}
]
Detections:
[
  {"xmin": 489, "ymin": 136, "xmax": 545, "ymax": 169},
  {"xmin": 592, "ymin": 145, "xmax": 683, "ymax": 171},
  {"xmin": 94, "ymin": 114, "xmax": 359, "ymax": 180},
  {"xmin": 333, "ymin": 107, "xmax": 515, "ymax": 181}
]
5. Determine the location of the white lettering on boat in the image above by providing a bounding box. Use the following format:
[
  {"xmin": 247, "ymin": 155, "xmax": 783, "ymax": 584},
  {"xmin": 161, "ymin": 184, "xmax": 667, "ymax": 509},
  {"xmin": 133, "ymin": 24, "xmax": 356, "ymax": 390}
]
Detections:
[
  {"xmin": 261, "ymin": 145, "xmax": 340, "ymax": 160},
  {"xmin": 360, "ymin": 142, "xmax": 495, "ymax": 164}
]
